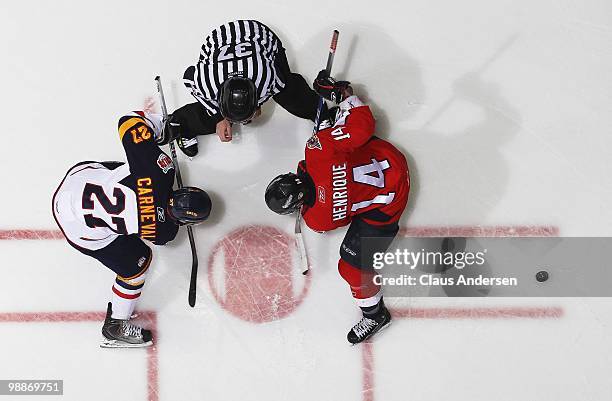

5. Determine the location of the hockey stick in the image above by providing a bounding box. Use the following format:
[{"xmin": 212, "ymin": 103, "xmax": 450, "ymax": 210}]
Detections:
[
  {"xmin": 155, "ymin": 76, "xmax": 199, "ymax": 307},
  {"xmin": 312, "ymin": 29, "xmax": 340, "ymax": 136},
  {"xmin": 295, "ymin": 208, "xmax": 309, "ymax": 275},
  {"xmin": 296, "ymin": 29, "xmax": 340, "ymax": 275}
]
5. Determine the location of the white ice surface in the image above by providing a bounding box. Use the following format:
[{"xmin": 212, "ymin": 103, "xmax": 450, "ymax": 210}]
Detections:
[{"xmin": 1, "ymin": 0, "xmax": 612, "ymax": 400}]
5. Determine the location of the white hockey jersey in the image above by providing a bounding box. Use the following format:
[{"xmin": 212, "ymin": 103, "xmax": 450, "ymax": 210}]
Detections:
[{"xmin": 52, "ymin": 112, "xmax": 178, "ymax": 251}]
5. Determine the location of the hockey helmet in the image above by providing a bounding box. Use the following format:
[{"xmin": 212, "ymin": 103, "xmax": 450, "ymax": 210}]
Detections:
[
  {"xmin": 218, "ymin": 76, "xmax": 258, "ymax": 123},
  {"xmin": 265, "ymin": 173, "xmax": 307, "ymax": 215},
  {"xmin": 167, "ymin": 187, "xmax": 212, "ymax": 225}
]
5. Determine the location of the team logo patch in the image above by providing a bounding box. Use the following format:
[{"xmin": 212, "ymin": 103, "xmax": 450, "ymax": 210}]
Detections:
[
  {"xmin": 156, "ymin": 206, "xmax": 165, "ymax": 222},
  {"xmin": 306, "ymin": 135, "xmax": 322, "ymax": 150},
  {"xmin": 318, "ymin": 186, "xmax": 326, "ymax": 203},
  {"xmin": 157, "ymin": 153, "xmax": 174, "ymax": 174}
]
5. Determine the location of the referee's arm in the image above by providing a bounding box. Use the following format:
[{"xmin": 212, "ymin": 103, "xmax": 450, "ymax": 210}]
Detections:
[
  {"xmin": 172, "ymin": 102, "xmax": 222, "ymax": 138},
  {"xmin": 175, "ymin": 66, "xmax": 225, "ymax": 136}
]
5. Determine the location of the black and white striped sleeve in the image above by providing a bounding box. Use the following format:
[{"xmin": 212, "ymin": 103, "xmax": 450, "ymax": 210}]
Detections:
[{"xmin": 183, "ymin": 65, "xmax": 220, "ymax": 117}]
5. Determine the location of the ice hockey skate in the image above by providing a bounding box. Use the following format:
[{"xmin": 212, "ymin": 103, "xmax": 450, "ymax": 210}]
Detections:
[
  {"xmin": 100, "ymin": 303, "xmax": 153, "ymax": 349},
  {"xmin": 176, "ymin": 136, "xmax": 199, "ymax": 157},
  {"xmin": 347, "ymin": 306, "xmax": 392, "ymax": 345}
]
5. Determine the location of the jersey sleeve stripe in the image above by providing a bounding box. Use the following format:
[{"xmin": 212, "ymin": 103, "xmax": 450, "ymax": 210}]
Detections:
[
  {"xmin": 118, "ymin": 117, "xmax": 146, "ymax": 140},
  {"xmin": 192, "ymin": 64, "xmax": 219, "ymax": 114}
]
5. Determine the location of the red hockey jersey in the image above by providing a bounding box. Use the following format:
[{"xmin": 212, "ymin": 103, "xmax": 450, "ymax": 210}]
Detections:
[{"xmin": 300, "ymin": 96, "xmax": 410, "ymax": 232}]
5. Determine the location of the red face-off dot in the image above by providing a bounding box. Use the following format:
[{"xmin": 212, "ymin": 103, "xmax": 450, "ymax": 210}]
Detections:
[{"xmin": 208, "ymin": 225, "xmax": 311, "ymax": 323}]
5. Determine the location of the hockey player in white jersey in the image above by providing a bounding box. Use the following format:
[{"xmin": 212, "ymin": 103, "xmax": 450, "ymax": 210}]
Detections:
[{"xmin": 52, "ymin": 112, "xmax": 212, "ymax": 348}]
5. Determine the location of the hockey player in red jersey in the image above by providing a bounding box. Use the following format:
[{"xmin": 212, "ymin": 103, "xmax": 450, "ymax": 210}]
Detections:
[
  {"xmin": 265, "ymin": 74, "xmax": 410, "ymax": 343},
  {"xmin": 52, "ymin": 112, "xmax": 212, "ymax": 348}
]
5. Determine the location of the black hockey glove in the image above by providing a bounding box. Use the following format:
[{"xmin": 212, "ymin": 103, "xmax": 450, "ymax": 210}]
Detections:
[
  {"xmin": 313, "ymin": 70, "xmax": 350, "ymax": 103},
  {"xmin": 156, "ymin": 114, "xmax": 181, "ymax": 145}
]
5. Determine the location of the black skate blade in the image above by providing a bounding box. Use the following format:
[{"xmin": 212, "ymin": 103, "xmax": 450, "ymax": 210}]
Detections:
[{"xmin": 100, "ymin": 338, "xmax": 153, "ymax": 349}]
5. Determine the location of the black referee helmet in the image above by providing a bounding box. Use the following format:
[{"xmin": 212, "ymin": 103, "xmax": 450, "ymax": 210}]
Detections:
[{"xmin": 218, "ymin": 76, "xmax": 258, "ymax": 123}]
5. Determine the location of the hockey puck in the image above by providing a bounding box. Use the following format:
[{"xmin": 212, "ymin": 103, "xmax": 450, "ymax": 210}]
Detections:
[{"xmin": 535, "ymin": 270, "xmax": 549, "ymax": 282}]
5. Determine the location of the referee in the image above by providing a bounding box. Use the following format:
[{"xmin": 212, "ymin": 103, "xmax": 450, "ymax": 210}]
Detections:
[{"xmin": 171, "ymin": 20, "xmax": 326, "ymax": 157}]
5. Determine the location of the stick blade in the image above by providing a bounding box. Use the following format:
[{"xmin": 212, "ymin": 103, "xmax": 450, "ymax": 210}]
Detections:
[
  {"xmin": 188, "ymin": 258, "xmax": 198, "ymax": 307},
  {"xmin": 188, "ymin": 289, "xmax": 197, "ymax": 307},
  {"xmin": 187, "ymin": 227, "xmax": 199, "ymax": 307}
]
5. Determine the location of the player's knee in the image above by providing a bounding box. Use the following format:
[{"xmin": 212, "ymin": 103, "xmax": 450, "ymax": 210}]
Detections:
[
  {"xmin": 113, "ymin": 266, "xmax": 148, "ymax": 304},
  {"xmin": 112, "ymin": 254, "xmax": 149, "ymax": 307},
  {"xmin": 338, "ymin": 259, "xmax": 380, "ymax": 299},
  {"xmin": 340, "ymin": 226, "xmax": 362, "ymax": 268},
  {"xmin": 117, "ymin": 249, "xmax": 152, "ymax": 283}
]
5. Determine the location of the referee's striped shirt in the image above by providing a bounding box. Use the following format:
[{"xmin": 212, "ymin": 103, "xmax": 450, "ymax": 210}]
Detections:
[{"xmin": 183, "ymin": 20, "xmax": 286, "ymax": 117}]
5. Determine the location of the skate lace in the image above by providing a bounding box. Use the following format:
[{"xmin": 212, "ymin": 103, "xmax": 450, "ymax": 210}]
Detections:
[
  {"xmin": 181, "ymin": 137, "xmax": 198, "ymax": 147},
  {"xmin": 353, "ymin": 317, "xmax": 377, "ymax": 339},
  {"xmin": 121, "ymin": 321, "xmax": 142, "ymax": 339}
]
